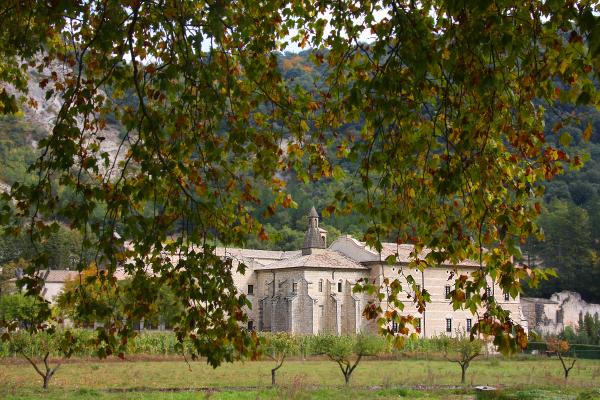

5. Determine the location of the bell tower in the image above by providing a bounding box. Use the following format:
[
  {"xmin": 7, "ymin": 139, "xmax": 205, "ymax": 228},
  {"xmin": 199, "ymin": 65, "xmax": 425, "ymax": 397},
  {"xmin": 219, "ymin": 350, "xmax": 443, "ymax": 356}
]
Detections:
[{"xmin": 302, "ymin": 206, "xmax": 326, "ymax": 255}]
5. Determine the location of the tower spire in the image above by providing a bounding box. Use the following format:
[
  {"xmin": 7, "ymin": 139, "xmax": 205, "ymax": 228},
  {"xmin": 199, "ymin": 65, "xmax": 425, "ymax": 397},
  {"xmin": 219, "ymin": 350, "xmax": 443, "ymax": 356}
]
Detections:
[{"xmin": 302, "ymin": 206, "xmax": 325, "ymax": 255}]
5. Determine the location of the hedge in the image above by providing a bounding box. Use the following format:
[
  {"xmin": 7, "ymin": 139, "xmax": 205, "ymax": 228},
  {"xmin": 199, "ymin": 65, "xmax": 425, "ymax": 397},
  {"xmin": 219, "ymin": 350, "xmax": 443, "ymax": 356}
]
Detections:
[{"xmin": 525, "ymin": 341, "xmax": 600, "ymax": 360}]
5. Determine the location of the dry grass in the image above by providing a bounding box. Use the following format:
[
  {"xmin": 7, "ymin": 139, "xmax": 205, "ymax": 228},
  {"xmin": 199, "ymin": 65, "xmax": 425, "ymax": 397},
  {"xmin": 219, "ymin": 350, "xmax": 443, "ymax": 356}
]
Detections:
[{"xmin": 1, "ymin": 357, "xmax": 599, "ymax": 399}]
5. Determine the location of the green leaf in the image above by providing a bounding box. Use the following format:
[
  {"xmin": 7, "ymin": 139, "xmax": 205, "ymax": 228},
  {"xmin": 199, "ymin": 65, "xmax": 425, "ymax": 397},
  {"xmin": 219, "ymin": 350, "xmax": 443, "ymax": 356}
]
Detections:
[{"xmin": 559, "ymin": 132, "xmax": 572, "ymax": 147}]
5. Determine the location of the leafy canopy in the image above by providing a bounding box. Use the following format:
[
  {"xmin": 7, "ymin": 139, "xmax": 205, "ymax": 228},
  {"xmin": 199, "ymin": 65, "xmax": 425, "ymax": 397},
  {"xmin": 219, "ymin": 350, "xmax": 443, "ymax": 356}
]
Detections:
[{"xmin": 1, "ymin": 0, "xmax": 600, "ymax": 362}]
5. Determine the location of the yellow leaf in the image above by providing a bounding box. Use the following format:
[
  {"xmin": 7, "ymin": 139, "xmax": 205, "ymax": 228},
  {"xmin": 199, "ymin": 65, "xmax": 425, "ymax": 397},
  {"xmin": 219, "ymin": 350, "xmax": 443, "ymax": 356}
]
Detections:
[
  {"xmin": 299, "ymin": 120, "xmax": 309, "ymax": 132},
  {"xmin": 583, "ymin": 122, "xmax": 592, "ymax": 142}
]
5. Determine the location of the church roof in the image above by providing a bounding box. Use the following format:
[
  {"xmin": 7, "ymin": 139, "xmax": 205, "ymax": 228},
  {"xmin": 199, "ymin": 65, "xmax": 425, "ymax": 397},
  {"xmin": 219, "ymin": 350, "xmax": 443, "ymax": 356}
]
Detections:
[
  {"xmin": 255, "ymin": 249, "xmax": 367, "ymax": 271},
  {"xmin": 215, "ymin": 247, "xmax": 301, "ymax": 266},
  {"xmin": 309, "ymin": 206, "xmax": 319, "ymax": 218}
]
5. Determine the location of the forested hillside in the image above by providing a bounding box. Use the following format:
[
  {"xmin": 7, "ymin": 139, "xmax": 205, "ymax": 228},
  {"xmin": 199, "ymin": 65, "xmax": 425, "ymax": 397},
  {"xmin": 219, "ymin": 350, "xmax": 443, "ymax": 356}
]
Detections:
[
  {"xmin": 1, "ymin": 51, "xmax": 599, "ymax": 303},
  {"xmin": 525, "ymin": 102, "xmax": 600, "ymax": 302}
]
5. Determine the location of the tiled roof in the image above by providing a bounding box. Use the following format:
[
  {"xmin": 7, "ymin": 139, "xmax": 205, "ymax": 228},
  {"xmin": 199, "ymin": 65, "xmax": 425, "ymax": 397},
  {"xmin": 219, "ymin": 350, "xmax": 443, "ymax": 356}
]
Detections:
[
  {"xmin": 337, "ymin": 236, "xmax": 480, "ymax": 267},
  {"xmin": 35, "ymin": 269, "xmax": 129, "ymax": 282},
  {"xmin": 35, "ymin": 269, "xmax": 78, "ymax": 283},
  {"xmin": 215, "ymin": 247, "xmax": 301, "ymax": 265},
  {"xmin": 256, "ymin": 249, "xmax": 367, "ymax": 270}
]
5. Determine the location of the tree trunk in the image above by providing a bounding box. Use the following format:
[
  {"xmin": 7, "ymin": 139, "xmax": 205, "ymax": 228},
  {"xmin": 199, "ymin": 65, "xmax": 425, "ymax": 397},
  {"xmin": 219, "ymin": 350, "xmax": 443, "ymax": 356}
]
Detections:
[
  {"xmin": 344, "ymin": 373, "xmax": 350, "ymax": 385},
  {"xmin": 271, "ymin": 358, "xmax": 284, "ymax": 386},
  {"xmin": 558, "ymin": 353, "xmax": 576, "ymax": 381},
  {"xmin": 43, "ymin": 373, "xmax": 51, "ymax": 389},
  {"xmin": 461, "ymin": 364, "xmax": 467, "ymax": 384}
]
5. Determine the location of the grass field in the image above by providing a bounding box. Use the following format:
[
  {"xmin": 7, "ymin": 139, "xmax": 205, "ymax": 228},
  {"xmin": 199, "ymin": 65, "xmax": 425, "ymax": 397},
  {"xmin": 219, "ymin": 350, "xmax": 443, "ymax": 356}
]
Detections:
[{"xmin": 1, "ymin": 356, "xmax": 599, "ymax": 399}]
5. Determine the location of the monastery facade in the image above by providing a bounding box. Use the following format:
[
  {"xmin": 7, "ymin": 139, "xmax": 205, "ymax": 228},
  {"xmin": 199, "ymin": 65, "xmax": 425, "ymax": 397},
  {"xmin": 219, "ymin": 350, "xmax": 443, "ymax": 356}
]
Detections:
[
  {"xmin": 31, "ymin": 207, "xmax": 528, "ymax": 336},
  {"xmin": 224, "ymin": 207, "xmax": 528, "ymax": 337}
]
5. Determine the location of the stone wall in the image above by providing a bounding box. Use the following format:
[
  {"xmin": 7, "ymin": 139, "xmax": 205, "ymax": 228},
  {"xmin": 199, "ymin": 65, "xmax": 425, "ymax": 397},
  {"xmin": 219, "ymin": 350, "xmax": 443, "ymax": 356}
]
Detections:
[
  {"xmin": 290, "ymin": 279, "xmax": 314, "ymax": 334},
  {"xmin": 521, "ymin": 291, "xmax": 600, "ymax": 336},
  {"xmin": 551, "ymin": 291, "xmax": 600, "ymax": 328}
]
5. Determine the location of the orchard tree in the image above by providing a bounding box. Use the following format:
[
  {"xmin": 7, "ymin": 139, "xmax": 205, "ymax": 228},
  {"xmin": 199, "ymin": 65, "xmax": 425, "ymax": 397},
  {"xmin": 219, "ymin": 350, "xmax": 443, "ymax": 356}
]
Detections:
[
  {"xmin": 315, "ymin": 334, "xmax": 385, "ymax": 385},
  {"xmin": 8, "ymin": 328, "xmax": 79, "ymax": 389},
  {"xmin": 262, "ymin": 332, "xmax": 299, "ymax": 386},
  {"xmin": 547, "ymin": 337, "xmax": 577, "ymax": 380},
  {"xmin": 441, "ymin": 334, "xmax": 484, "ymax": 384},
  {"xmin": 1, "ymin": 0, "xmax": 600, "ymax": 363}
]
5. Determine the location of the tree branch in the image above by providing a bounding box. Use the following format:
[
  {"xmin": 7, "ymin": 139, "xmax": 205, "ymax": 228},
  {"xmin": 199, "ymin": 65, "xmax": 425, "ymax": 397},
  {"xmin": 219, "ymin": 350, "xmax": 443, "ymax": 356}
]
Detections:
[{"xmin": 19, "ymin": 350, "xmax": 45, "ymax": 380}]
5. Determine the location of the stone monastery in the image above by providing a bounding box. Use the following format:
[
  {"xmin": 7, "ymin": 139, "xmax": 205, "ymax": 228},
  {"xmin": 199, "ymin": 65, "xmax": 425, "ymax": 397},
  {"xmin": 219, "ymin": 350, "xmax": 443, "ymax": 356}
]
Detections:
[
  {"xmin": 220, "ymin": 207, "xmax": 528, "ymax": 337},
  {"xmin": 36, "ymin": 207, "xmax": 600, "ymax": 336},
  {"xmin": 35, "ymin": 207, "xmax": 529, "ymax": 336}
]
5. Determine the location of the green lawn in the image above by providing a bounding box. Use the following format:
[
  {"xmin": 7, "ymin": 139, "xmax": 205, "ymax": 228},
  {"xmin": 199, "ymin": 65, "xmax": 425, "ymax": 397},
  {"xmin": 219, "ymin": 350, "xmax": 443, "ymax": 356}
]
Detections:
[{"xmin": 1, "ymin": 357, "xmax": 599, "ymax": 399}]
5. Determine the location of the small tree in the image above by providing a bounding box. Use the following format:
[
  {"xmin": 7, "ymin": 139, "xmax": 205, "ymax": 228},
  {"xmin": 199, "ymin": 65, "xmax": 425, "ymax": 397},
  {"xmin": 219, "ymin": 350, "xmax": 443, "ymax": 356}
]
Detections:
[
  {"xmin": 262, "ymin": 332, "xmax": 298, "ymax": 386},
  {"xmin": 442, "ymin": 334, "xmax": 483, "ymax": 384},
  {"xmin": 315, "ymin": 334, "xmax": 385, "ymax": 385},
  {"xmin": 547, "ymin": 337, "xmax": 577, "ymax": 380},
  {"xmin": 1, "ymin": 287, "xmax": 78, "ymax": 389},
  {"xmin": 6, "ymin": 327, "xmax": 77, "ymax": 389}
]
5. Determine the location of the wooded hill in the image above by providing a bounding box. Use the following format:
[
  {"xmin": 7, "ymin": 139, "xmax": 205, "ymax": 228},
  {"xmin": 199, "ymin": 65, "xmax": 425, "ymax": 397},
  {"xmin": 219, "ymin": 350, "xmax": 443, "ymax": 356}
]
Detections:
[{"xmin": 1, "ymin": 51, "xmax": 599, "ymax": 303}]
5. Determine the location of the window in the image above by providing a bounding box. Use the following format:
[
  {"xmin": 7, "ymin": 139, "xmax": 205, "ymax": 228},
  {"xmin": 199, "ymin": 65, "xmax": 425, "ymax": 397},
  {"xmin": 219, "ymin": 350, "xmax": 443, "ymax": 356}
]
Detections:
[
  {"xmin": 504, "ymin": 292, "xmax": 510, "ymax": 301},
  {"xmin": 338, "ymin": 280, "xmax": 343, "ymax": 292},
  {"xmin": 392, "ymin": 321, "xmax": 398, "ymax": 332},
  {"xmin": 486, "ymin": 287, "xmax": 492, "ymax": 299},
  {"xmin": 292, "ymin": 282, "xmax": 298, "ymax": 293},
  {"xmin": 247, "ymin": 284, "xmax": 254, "ymax": 295},
  {"xmin": 247, "ymin": 320, "xmax": 254, "ymax": 331},
  {"xmin": 319, "ymin": 279, "xmax": 323, "ymax": 292},
  {"xmin": 445, "ymin": 285, "xmax": 451, "ymax": 299},
  {"xmin": 466, "ymin": 318, "xmax": 472, "ymax": 332},
  {"xmin": 446, "ymin": 318, "xmax": 452, "ymax": 333},
  {"xmin": 415, "ymin": 318, "xmax": 421, "ymax": 331}
]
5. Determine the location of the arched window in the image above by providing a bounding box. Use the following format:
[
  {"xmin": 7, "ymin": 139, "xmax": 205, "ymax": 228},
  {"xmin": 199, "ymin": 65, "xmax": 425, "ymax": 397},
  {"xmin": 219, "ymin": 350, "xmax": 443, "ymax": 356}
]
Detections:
[
  {"xmin": 318, "ymin": 279, "xmax": 323, "ymax": 292},
  {"xmin": 338, "ymin": 280, "xmax": 343, "ymax": 293}
]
